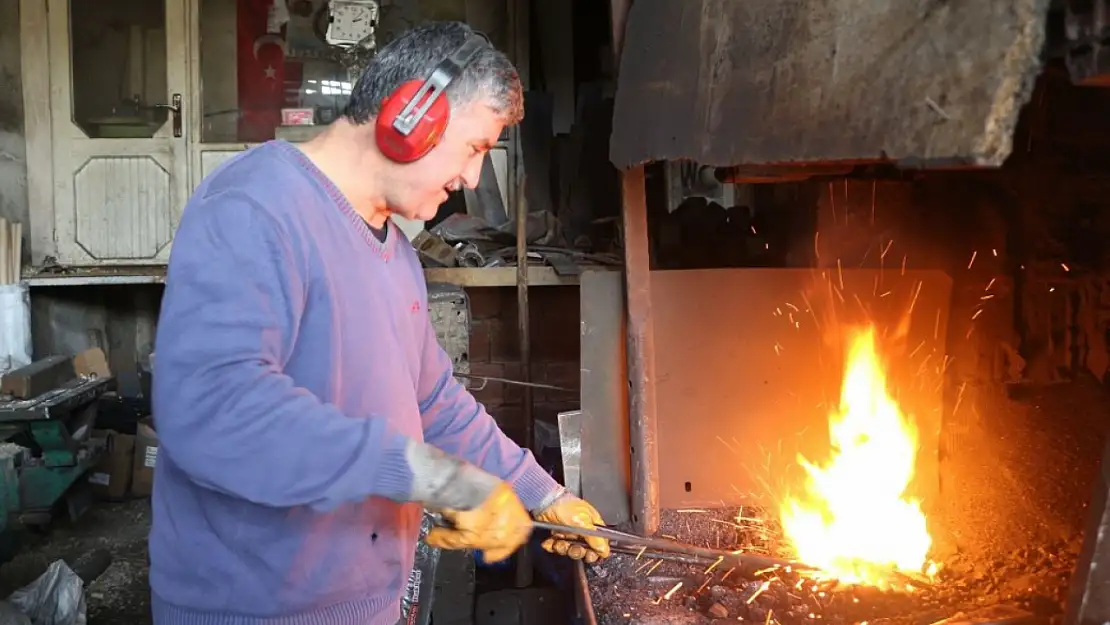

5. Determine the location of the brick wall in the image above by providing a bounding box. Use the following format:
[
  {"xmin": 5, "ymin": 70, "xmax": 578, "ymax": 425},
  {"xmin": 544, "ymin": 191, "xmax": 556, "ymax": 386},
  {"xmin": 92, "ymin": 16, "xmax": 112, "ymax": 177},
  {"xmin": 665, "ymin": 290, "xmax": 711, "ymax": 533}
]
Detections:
[{"xmin": 465, "ymin": 286, "xmax": 582, "ymax": 440}]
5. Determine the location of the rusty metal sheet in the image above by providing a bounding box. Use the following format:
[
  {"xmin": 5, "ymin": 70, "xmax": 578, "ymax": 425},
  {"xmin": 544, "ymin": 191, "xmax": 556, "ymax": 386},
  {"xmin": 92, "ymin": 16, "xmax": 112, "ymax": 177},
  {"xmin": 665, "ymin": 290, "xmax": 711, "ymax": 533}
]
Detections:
[
  {"xmin": 579, "ymin": 270, "xmax": 632, "ymax": 525},
  {"xmin": 610, "ymin": 0, "xmax": 1050, "ymax": 169},
  {"xmin": 651, "ymin": 268, "xmax": 951, "ymax": 511}
]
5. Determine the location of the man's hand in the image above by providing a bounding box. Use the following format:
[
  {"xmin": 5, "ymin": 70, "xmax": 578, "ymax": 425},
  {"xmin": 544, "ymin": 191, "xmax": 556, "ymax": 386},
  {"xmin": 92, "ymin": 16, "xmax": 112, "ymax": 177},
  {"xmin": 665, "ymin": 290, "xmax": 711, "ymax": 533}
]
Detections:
[
  {"xmin": 425, "ymin": 482, "xmax": 532, "ymax": 563},
  {"xmin": 534, "ymin": 493, "xmax": 610, "ymax": 563}
]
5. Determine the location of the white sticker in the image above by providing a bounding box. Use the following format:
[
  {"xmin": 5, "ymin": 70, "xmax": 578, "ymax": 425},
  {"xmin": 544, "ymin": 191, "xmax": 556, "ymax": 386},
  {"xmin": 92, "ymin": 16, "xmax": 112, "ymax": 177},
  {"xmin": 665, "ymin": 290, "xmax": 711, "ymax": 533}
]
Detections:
[
  {"xmin": 144, "ymin": 446, "xmax": 158, "ymax": 468},
  {"xmin": 88, "ymin": 472, "xmax": 110, "ymax": 486}
]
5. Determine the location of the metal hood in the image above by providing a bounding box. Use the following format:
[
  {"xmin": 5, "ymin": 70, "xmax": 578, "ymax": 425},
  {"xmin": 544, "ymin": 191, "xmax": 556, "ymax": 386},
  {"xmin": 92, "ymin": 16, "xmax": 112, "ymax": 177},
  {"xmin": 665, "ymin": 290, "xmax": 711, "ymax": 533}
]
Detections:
[{"xmin": 609, "ymin": 0, "xmax": 1052, "ymax": 170}]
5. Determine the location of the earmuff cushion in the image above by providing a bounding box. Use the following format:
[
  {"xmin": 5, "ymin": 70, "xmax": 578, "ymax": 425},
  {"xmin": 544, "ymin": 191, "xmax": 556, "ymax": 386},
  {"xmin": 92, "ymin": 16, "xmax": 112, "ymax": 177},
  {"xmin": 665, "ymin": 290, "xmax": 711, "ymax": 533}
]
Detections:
[{"xmin": 375, "ymin": 79, "xmax": 452, "ymax": 163}]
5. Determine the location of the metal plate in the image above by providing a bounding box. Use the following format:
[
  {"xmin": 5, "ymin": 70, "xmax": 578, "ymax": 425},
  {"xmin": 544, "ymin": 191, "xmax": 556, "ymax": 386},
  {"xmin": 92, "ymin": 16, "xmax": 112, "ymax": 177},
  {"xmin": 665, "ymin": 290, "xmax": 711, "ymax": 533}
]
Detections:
[
  {"xmin": 579, "ymin": 271, "xmax": 631, "ymax": 524},
  {"xmin": 652, "ymin": 268, "xmax": 951, "ymax": 510}
]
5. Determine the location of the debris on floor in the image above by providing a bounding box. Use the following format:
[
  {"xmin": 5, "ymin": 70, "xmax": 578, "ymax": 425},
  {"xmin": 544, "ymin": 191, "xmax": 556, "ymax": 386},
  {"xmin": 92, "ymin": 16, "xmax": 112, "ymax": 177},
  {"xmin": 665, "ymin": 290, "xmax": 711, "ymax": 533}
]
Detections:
[{"xmin": 0, "ymin": 500, "xmax": 152, "ymax": 625}]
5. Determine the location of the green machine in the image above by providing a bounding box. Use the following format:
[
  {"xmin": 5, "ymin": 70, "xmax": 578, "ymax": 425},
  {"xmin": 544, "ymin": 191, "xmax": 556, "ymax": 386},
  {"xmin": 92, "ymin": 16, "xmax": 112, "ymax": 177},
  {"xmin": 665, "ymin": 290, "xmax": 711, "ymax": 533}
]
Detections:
[{"xmin": 0, "ymin": 376, "xmax": 112, "ymax": 543}]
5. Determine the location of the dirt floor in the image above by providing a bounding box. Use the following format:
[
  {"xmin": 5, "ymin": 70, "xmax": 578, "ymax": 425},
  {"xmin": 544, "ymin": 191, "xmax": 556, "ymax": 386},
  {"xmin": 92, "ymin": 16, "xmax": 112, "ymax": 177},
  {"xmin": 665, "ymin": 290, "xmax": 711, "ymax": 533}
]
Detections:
[{"xmin": 0, "ymin": 499, "xmax": 152, "ymax": 624}]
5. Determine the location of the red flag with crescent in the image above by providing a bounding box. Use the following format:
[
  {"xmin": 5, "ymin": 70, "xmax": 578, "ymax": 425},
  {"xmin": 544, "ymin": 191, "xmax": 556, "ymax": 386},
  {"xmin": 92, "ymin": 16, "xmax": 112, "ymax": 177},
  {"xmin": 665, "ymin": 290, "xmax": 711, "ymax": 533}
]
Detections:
[{"xmin": 236, "ymin": 0, "xmax": 289, "ymax": 142}]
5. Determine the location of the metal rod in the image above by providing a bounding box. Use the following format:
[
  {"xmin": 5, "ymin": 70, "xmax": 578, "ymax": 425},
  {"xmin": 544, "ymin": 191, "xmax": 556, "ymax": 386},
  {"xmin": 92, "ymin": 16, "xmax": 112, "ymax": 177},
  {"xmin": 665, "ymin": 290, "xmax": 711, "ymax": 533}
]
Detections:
[
  {"xmin": 453, "ymin": 372, "xmax": 571, "ymax": 392},
  {"xmin": 514, "ymin": 161, "xmax": 534, "ymax": 590},
  {"xmin": 534, "ymin": 520, "xmax": 812, "ymax": 575},
  {"xmin": 573, "ymin": 560, "xmax": 598, "ymax": 625}
]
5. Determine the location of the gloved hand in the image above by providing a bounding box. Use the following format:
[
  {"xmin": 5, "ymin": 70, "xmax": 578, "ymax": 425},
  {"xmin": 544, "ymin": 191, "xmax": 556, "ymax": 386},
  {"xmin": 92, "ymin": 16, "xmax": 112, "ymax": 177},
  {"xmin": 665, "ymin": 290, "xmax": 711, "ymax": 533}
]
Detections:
[
  {"xmin": 424, "ymin": 481, "xmax": 533, "ymax": 563},
  {"xmin": 534, "ymin": 492, "xmax": 610, "ymax": 563},
  {"xmin": 405, "ymin": 441, "xmax": 532, "ymax": 563}
]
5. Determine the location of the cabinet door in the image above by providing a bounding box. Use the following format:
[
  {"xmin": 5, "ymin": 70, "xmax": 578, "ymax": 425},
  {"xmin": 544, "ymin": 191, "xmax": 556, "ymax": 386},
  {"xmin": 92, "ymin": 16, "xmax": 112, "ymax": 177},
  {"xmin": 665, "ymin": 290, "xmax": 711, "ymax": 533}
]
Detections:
[{"xmin": 49, "ymin": 0, "xmax": 189, "ymax": 265}]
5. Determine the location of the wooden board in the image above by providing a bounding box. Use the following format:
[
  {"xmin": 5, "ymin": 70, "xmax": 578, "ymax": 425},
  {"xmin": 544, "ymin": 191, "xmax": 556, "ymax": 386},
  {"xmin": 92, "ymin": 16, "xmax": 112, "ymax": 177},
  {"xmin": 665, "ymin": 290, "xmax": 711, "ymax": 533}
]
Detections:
[
  {"xmin": 651, "ymin": 268, "xmax": 951, "ymax": 512},
  {"xmin": 610, "ymin": 0, "xmax": 1050, "ymax": 169}
]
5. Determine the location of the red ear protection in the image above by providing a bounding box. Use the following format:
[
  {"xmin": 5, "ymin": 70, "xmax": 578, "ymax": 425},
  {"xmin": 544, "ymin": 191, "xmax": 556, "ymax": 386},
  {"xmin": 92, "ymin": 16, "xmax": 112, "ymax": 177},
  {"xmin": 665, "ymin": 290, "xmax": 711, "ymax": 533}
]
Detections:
[
  {"xmin": 374, "ymin": 34, "xmax": 489, "ymax": 164},
  {"xmin": 375, "ymin": 80, "xmax": 451, "ymax": 163}
]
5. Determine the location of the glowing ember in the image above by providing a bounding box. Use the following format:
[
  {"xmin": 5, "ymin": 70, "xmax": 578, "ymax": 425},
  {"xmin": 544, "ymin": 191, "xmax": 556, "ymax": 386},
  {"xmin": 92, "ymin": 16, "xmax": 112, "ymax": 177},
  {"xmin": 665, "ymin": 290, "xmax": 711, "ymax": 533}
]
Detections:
[{"xmin": 777, "ymin": 326, "xmax": 932, "ymax": 586}]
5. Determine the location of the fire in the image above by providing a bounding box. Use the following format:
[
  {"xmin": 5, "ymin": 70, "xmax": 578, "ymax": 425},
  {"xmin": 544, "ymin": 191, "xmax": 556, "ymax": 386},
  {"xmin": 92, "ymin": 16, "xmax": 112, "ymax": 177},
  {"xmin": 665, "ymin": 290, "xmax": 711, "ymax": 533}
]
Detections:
[{"xmin": 778, "ymin": 326, "xmax": 932, "ymax": 586}]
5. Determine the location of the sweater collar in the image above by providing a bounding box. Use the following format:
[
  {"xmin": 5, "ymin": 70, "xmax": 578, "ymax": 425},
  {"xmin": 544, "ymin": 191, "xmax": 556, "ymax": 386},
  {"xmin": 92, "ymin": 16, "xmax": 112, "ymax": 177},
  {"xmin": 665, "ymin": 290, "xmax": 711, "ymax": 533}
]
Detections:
[{"xmin": 273, "ymin": 140, "xmax": 397, "ymax": 261}]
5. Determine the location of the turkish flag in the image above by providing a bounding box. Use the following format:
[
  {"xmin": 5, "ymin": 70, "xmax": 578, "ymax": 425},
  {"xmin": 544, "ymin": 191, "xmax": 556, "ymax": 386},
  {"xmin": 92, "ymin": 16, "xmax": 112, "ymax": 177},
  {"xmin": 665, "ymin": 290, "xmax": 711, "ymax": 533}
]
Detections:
[{"xmin": 236, "ymin": 0, "xmax": 288, "ymax": 142}]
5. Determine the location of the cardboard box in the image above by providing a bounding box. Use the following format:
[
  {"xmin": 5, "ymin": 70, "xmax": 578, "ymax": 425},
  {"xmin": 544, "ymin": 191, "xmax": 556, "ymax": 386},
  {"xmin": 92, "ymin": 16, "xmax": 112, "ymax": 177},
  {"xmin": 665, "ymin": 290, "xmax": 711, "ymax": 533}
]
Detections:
[
  {"xmin": 88, "ymin": 429, "xmax": 135, "ymax": 501},
  {"xmin": 131, "ymin": 417, "xmax": 158, "ymax": 497}
]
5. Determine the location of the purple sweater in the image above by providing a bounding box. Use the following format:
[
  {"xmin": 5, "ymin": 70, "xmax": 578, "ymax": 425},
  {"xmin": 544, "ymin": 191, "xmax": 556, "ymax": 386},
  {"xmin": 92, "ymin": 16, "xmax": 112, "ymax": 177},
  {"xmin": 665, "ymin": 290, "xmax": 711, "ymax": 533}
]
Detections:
[{"xmin": 149, "ymin": 141, "xmax": 560, "ymax": 625}]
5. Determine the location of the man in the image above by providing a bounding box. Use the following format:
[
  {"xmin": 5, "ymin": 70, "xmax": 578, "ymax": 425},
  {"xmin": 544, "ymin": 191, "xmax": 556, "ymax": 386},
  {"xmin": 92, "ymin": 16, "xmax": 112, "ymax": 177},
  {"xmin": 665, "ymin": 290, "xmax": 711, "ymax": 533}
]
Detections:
[{"xmin": 150, "ymin": 21, "xmax": 608, "ymax": 625}]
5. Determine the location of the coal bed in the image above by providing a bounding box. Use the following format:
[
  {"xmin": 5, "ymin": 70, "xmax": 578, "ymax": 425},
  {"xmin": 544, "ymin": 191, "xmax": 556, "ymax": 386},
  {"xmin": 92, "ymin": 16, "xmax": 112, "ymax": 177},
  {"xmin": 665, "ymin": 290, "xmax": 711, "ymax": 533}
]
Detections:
[{"xmin": 585, "ymin": 508, "xmax": 1081, "ymax": 625}]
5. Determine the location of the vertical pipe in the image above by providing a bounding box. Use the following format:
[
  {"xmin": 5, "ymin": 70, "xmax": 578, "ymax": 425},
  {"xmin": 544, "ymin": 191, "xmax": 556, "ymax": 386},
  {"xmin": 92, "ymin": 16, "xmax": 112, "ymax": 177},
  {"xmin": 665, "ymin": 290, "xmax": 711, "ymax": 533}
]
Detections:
[
  {"xmin": 514, "ymin": 176, "xmax": 535, "ymax": 588},
  {"xmin": 607, "ymin": 0, "xmax": 660, "ymax": 536}
]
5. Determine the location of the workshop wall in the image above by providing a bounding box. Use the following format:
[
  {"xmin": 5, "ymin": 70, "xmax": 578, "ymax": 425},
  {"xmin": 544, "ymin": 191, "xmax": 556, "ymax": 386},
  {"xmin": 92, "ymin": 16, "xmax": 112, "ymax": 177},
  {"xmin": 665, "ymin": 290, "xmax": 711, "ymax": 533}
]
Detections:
[
  {"xmin": 465, "ymin": 286, "xmax": 580, "ymax": 439},
  {"xmin": 0, "ymin": 0, "xmax": 29, "ymax": 230}
]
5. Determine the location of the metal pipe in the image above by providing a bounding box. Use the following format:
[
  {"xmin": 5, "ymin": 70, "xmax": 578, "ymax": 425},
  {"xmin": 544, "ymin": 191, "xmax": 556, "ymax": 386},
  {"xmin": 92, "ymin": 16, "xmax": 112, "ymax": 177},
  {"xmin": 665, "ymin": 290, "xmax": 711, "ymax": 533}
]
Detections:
[
  {"xmin": 573, "ymin": 560, "xmax": 598, "ymax": 625},
  {"xmin": 514, "ymin": 172, "xmax": 535, "ymax": 589}
]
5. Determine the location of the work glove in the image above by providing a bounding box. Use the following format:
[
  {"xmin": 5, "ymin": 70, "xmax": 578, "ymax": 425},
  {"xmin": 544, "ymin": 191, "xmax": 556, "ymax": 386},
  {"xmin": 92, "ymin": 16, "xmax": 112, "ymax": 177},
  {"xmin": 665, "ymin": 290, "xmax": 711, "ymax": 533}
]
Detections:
[
  {"xmin": 534, "ymin": 491, "xmax": 611, "ymax": 563},
  {"xmin": 406, "ymin": 441, "xmax": 532, "ymax": 563}
]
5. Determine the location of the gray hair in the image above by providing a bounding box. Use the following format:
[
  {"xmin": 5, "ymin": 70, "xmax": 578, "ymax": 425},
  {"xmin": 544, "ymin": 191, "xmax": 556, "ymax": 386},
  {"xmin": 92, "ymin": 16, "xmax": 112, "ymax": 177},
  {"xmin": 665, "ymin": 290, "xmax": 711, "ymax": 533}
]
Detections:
[{"xmin": 343, "ymin": 21, "xmax": 524, "ymax": 126}]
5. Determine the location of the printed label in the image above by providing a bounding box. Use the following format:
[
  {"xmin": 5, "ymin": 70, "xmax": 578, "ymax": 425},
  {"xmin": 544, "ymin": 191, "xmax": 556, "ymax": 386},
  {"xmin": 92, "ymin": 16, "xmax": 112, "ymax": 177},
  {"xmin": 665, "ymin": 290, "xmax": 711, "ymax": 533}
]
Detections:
[
  {"xmin": 88, "ymin": 472, "xmax": 110, "ymax": 486},
  {"xmin": 144, "ymin": 446, "xmax": 158, "ymax": 468}
]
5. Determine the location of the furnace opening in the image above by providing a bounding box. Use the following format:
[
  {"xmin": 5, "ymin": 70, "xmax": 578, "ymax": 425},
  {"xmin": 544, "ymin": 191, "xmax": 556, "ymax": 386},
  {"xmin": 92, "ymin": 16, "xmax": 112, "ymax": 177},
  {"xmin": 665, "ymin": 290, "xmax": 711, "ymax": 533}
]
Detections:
[{"xmin": 586, "ymin": 62, "xmax": 1110, "ymax": 625}]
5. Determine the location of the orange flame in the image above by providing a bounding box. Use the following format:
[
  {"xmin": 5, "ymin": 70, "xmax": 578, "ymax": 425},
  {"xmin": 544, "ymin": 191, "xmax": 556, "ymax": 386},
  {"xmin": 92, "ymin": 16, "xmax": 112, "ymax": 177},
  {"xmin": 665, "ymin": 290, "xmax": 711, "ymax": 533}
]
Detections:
[{"xmin": 778, "ymin": 326, "xmax": 931, "ymax": 585}]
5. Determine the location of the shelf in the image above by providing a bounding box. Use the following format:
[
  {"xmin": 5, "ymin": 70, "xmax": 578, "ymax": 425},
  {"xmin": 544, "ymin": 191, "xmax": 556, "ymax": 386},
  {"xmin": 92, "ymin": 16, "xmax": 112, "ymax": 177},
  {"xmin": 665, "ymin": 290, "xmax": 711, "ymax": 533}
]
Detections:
[{"xmin": 23, "ymin": 265, "xmax": 613, "ymax": 288}]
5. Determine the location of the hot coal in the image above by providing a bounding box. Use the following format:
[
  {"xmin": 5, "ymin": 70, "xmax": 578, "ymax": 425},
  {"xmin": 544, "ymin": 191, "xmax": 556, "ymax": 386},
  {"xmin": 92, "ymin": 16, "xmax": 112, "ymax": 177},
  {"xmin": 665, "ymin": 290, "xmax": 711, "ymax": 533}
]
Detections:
[{"xmin": 587, "ymin": 508, "xmax": 1082, "ymax": 625}]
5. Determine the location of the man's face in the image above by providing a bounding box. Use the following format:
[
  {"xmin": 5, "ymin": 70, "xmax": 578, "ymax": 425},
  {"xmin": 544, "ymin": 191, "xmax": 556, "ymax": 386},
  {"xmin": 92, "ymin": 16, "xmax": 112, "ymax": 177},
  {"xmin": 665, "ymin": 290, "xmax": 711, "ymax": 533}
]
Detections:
[{"xmin": 384, "ymin": 100, "xmax": 505, "ymax": 222}]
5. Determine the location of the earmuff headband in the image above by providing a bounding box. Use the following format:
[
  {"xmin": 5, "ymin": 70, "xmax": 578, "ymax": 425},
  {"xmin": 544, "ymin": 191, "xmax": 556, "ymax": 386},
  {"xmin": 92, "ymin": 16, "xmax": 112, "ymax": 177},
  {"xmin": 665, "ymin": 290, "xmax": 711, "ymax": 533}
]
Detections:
[{"xmin": 391, "ymin": 34, "xmax": 489, "ymax": 137}]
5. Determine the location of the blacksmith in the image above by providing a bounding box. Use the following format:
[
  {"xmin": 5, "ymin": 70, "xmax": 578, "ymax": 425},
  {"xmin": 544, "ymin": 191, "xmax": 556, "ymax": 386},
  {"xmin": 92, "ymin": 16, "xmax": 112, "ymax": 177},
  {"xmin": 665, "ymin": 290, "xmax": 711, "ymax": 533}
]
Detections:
[{"xmin": 149, "ymin": 21, "xmax": 608, "ymax": 625}]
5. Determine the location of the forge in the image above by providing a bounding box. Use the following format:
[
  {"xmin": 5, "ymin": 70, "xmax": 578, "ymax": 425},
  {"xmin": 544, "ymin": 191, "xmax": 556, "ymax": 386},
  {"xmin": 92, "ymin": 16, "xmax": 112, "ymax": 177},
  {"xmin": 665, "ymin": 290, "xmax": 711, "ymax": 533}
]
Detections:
[{"xmin": 570, "ymin": 1, "xmax": 1110, "ymax": 624}]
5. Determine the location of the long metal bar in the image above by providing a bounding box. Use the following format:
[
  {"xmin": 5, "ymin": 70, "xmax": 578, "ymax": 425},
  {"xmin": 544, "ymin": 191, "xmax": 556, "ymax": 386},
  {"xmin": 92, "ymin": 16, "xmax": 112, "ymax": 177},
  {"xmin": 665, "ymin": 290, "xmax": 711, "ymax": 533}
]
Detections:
[
  {"xmin": 514, "ymin": 134, "xmax": 535, "ymax": 591},
  {"xmin": 534, "ymin": 521, "xmax": 812, "ymax": 574},
  {"xmin": 608, "ymin": 0, "xmax": 660, "ymax": 537}
]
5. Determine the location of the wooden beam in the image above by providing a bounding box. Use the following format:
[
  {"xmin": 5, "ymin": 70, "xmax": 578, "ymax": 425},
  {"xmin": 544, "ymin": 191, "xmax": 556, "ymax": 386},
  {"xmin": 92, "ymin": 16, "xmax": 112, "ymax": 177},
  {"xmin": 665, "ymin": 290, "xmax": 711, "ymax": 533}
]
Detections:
[{"xmin": 609, "ymin": 0, "xmax": 660, "ymax": 536}]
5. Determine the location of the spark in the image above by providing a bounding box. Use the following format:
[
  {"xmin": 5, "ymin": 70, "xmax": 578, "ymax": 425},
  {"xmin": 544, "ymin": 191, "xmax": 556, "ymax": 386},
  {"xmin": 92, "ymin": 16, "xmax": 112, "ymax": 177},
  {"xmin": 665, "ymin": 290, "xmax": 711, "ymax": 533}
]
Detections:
[
  {"xmin": 985, "ymin": 278, "xmax": 996, "ymax": 291},
  {"xmin": 663, "ymin": 581, "xmax": 683, "ymax": 601},
  {"xmin": 721, "ymin": 567, "xmax": 736, "ymax": 581},
  {"xmin": 677, "ymin": 509, "xmax": 708, "ymax": 514},
  {"xmin": 829, "ymin": 182, "xmax": 837, "ymax": 223},
  {"xmin": 1049, "ymin": 286, "xmax": 1055, "ymax": 292},
  {"xmin": 934, "ymin": 309, "xmax": 941, "ymax": 340},
  {"xmin": 704, "ymin": 556, "xmax": 725, "ymax": 575},
  {"xmin": 635, "ymin": 546, "xmax": 647, "ymax": 560},
  {"xmin": 814, "ymin": 232, "xmax": 821, "ymax": 261},
  {"xmin": 746, "ymin": 580, "xmax": 772, "ymax": 605},
  {"xmin": 881, "ymin": 240, "xmax": 894, "ymax": 259},
  {"xmin": 837, "ymin": 259, "xmax": 844, "ymax": 290},
  {"xmin": 967, "ymin": 251, "xmax": 977, "ymax": 269},
  {"xmin": 953, "ymin": 381, "xmax": 967, "ymax": 415},
  {"xmin": 901, "ymin": 254, "xmax": 907, "ymax": 275},
  {"xmin": 766, "ymin": 609, "xmax": 775, "ymax": 625},
  {"xmin": 909, "ymin": 341, "xmax": 925, "ymax": 358},
  {"xmin": 751, "ymin": 225, "xmax": 758, "ymax": 234},
  {"xmin": 972, "ymin": 309, "xmax": 983, "ymax": 320},
  {"xmin": 879, "ymin": 290, "xmax": 891, "ymax": 298},
  {"xmin": 645, "ymin": 560, "xmax": 663, "ymax": 576},
  {"xmin": 992, "ymin": 248, "xmax": 998, "ymax": 256},
  {"xmin": 980, "ymin": 294, "xmax": 995, "ymax": 300},
  {"xmin": 695, "ymin": 576, "xmax": 715, "ymax": 595},
  {"xmin": 1062, "ymin": 263, "xmax": 1070, "ymax": 272},
  {"xmin": 786, "ymin": 302, "xmax": 799, "ymax": 311}
]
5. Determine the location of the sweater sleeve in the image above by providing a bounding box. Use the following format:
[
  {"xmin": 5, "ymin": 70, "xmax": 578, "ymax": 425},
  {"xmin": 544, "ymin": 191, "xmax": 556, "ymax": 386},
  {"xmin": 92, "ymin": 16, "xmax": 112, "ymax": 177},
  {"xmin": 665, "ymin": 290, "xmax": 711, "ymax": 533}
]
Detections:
[
  {"xmin": 153, "ymin": 192, "xmax": 415, "ymax": 511},
  {"xmin": 415, "ymin": 294, "xmax": 563, "ymax": 512}
]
